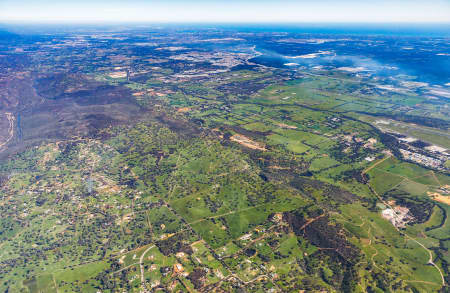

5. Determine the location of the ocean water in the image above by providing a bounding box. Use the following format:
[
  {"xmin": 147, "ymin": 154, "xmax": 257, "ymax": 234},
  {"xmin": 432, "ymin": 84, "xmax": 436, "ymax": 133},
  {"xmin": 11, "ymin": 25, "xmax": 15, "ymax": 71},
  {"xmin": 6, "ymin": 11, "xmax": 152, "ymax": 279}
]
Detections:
[{"xmin": 234, "ymin": 24, "xmax": 450, "ymax": 85}]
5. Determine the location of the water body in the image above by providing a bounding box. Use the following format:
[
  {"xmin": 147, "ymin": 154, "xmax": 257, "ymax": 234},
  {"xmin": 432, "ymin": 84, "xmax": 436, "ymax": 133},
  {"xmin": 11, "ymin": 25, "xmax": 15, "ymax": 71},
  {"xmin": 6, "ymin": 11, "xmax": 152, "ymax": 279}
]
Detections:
[{"xmin": 236, "ymin": 24, "xmax": 450, "ymax": 85}]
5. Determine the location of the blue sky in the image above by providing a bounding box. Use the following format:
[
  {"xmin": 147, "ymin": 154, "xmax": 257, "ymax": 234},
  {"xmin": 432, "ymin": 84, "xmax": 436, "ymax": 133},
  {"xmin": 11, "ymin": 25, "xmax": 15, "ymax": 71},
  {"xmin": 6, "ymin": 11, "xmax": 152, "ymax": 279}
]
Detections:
[{"xmin": 0, "ymin": 0, "xmax": 449, "ymax": 23}]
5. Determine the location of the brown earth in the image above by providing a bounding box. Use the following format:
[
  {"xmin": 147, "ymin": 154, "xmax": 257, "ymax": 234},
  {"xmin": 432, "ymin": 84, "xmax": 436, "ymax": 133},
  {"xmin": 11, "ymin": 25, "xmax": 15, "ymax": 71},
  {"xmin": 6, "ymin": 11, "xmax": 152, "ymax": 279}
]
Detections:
[
  {"xmin": 230, "ymin": 134, "xmax": 266, "ymax": 151},
  {"xmin": 427, "ymin": 192, "xmax": 450, "ymax": 205}
]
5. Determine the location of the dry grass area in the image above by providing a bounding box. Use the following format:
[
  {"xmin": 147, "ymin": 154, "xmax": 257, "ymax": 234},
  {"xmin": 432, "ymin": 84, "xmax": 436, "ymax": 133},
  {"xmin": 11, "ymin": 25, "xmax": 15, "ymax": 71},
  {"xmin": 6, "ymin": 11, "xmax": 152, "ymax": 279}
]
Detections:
[
  {"xmin": 277, "ymin": 123, "xmax": 297, "ymax": 129},
  {"xmin": 427, "ymin": 192, "xmax": 450, "ymax": 205},
  {"xmin": 177, "ymin": 107, "xmax": 191, "ymax": 113},
  {"xmin": 108, "ymin": 71, "xmax": 127, "ymax": 79},
  {"xmin": 268, "ymin": 165, "xmax": 290, "ymax": 170},
  {"xmin": 230, "ymin": 134, "xmax": 266, "ymax": 151},
  {"xmin": 117, "ymin": 213, "xmax": 134, "ymax": 226},
  {"xmin": 360, "ymin": 238, "xmax": 371, "ymax": 246},
  {"xmin": 95, "ymin": 174, "xmax": 122, "ymax": 194},
  {"xmin": 118, "ymin": 255, "xmax": 126, "ymax": 264},
  {"xmin": 38, "ymin": 143, "xmax": 60, "ymax": 167}
]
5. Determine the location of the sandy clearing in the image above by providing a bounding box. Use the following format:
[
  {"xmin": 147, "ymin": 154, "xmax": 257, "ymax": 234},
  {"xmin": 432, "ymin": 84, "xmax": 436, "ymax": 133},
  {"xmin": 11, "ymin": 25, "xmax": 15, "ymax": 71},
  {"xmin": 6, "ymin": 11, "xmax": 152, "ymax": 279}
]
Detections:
[
  {"xmin": 108, "ymin": 71, "xmax": 127, "ymax": 78},
  {"xmin": 427, "ymin": 192, "xmax": 450, "ymax": 205},
  {"xmin": 277, "ymin": 123, "xmax": 298, "ymax": 129},
  {"xmin": 230, "ymin": 134, "xmax": 266, "ymax": 151},
  {"xmin": 177, "ymin": 107, "xmax": 191, "ymax": 113}
]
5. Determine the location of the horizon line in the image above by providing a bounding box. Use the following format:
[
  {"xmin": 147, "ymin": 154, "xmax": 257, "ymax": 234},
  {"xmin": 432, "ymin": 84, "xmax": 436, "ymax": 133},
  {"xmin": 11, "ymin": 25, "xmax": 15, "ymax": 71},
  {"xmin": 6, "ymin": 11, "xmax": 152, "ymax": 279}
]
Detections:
[{"xmin": 2, "ymin": 20, "xmax": 450, "ymax": 25}]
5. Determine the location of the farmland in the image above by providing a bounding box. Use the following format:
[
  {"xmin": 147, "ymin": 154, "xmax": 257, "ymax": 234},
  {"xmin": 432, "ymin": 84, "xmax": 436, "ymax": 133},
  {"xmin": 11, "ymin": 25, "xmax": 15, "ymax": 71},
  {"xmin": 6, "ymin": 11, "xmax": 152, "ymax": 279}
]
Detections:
[{"xmin": 0, "ymin": 25, "xmax": 449, "ymax": 292}]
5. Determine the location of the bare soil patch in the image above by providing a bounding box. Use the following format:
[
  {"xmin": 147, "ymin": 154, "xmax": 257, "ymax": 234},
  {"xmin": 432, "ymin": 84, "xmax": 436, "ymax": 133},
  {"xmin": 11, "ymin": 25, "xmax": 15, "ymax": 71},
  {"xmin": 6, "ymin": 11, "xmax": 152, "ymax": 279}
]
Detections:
[
  {"xmin": 427, "ymin": 192, "xmax": 450, "ymax": 205},
  {"xmin": 177, "ymin": 107, "xmax": 191, "ymax": 113},
  {"xmin": 230, "ymin": 134, "xmax": 266, "ymax": 151},
  {"xmin": 108, "ymin": 72, "xmax": 127, "ymax": 79},
  {"xmin": 277, "ymin": 123, "xmax": 297, "ymax": 129}
]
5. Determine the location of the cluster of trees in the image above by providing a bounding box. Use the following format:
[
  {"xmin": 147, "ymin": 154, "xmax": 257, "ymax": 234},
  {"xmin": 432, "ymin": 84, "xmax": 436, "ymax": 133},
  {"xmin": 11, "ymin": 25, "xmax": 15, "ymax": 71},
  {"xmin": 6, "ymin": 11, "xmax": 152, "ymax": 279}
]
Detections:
[
  {"xmin": 337, "ymin": 167, "xmax": 368, "ymax": 184},
  {"xmin": 156, "ymin": 233, "xmax": 193, "ymax": 256},
  {"xmin": 283, "ymin": 209, "xmax": 362, "ymax": 291},
  {"xmin": 290, "ymin": 177, "xmax": 357, "ymax": 204}
]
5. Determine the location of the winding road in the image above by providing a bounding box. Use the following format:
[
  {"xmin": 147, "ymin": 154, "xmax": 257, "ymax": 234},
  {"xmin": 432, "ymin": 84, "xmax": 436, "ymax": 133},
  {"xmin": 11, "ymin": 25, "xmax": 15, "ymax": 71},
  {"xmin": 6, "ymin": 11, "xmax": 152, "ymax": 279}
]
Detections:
[
  {"xmin": 0, "ymin": 112, "xmax": 15, "ymax": 150},
  {"xmin": 404, "ymin": 234, "xmax": 445, "ymax": 286},
  {"xmin": 365, "ymin": 171, "xmax": 446, "ymax": 286},
  {"xmin": 139, "ymin": 244, "xmax": 155, "ymax": 285}
]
